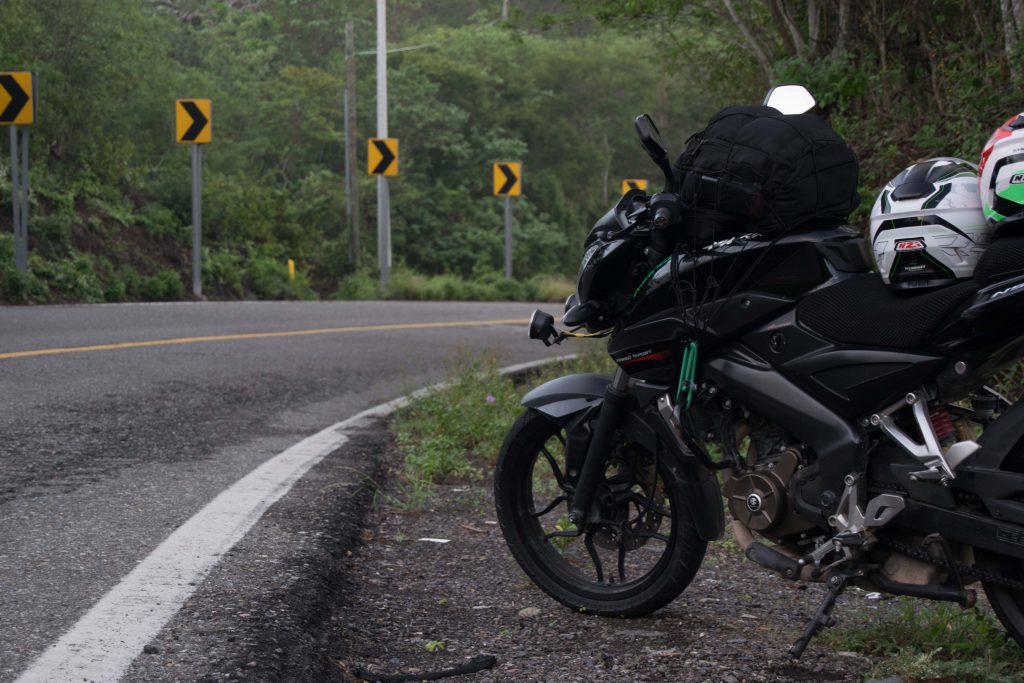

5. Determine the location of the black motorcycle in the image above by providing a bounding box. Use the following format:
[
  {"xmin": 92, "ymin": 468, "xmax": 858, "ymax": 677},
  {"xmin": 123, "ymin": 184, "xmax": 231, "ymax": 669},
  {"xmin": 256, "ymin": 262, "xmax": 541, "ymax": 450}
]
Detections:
[{"xmin": 493, "ymin": 86, "xmax": 1024, "ymax": 657}]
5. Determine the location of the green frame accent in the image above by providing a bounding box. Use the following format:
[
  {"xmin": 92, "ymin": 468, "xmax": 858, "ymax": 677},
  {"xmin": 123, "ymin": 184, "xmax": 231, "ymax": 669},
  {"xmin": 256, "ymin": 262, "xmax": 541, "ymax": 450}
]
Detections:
[
  {"xmin": 632, "ymin": 256, "xmax": 672, "ymax": 299},
  {"xmin": 675, "ymin": 341, "xmax": 698, "ymax": 409}
]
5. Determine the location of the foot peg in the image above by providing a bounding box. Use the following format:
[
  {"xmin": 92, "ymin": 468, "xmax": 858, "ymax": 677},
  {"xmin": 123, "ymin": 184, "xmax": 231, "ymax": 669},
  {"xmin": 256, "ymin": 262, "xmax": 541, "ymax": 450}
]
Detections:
[{"xmin": 746, "ymin": 541, "xmax": 801, "ymax": 580}]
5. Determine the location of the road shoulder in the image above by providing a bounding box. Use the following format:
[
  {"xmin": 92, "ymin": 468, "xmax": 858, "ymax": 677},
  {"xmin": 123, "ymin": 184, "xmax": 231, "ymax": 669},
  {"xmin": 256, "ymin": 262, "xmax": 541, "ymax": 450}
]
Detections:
[{"xmin": 123, "ymin": 422, "xmax": 390, "ymax": 682}]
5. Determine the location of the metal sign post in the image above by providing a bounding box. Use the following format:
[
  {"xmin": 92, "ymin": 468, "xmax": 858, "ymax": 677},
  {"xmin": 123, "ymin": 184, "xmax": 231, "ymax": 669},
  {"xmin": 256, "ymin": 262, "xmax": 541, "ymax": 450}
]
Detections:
[
  {"xmin": 504, "ymin": 196, "xmax": 513, "ymax": 279},
  {"xmin": 376, "ymin": 0, "xmax": 390, "ymax": 292},
  {"xmin": 2, "ymin": 71, "xmax": 36, "ymax": 273},
  {"xmin": 191, "ymin": 143, "xmax": 203, "ymax": 298},
  {"xmin": 9, "ymin": 126, "xmax": 21, "ymax": 272},
  {"xmin": 493, "ymin": 162, "xmax": 522, "ymax": 279},
  {"xmin": 176, "ymin": 98, "xmax": 212, "ymax": 298},
  {"xmin": 17, "ymin": 126, "xmax": 27, "ymax": 272}
]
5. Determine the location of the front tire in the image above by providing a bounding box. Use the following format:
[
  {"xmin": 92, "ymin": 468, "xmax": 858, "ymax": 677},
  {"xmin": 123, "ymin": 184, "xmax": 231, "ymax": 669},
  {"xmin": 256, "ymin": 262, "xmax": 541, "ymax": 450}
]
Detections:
[{"xmin": 494, "ymin": 408, "xmax": 707, "ymax": 617}]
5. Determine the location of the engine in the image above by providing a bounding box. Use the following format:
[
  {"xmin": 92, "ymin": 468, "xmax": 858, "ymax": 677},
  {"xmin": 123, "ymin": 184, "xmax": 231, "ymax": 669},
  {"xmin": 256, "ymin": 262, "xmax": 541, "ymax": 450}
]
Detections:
[{"xmin": 721, "ymin": 419, "xmax": 817, "ymax": 542}]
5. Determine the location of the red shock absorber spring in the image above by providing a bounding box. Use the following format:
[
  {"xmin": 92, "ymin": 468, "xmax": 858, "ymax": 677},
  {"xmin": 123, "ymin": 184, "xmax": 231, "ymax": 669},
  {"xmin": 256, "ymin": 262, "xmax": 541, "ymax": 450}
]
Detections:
[{"xmin": 929, "ymin": 404, "xmax": 955, "ymax": 443}]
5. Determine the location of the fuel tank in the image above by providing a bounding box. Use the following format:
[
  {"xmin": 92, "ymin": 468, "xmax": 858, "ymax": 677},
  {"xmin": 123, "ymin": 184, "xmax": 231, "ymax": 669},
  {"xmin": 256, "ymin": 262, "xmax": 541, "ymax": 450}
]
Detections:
[{"xmin": 609, "ymin": 227, "xmax": 871, "ymax": 384}]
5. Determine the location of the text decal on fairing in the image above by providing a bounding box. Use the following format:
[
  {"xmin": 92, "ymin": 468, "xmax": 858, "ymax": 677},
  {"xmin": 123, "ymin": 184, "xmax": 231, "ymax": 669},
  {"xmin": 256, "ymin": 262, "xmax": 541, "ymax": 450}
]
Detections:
[
  {"xmin": 895, "ymin": 239, "xmax": 926, "ymax": 251},
  {"xmin": 615, "ymin": 349, "xmax": 670, "ymax": 364},
  {"xmin": 992, "ymin": 281, "xmax": 1024, "ymax": 299}
]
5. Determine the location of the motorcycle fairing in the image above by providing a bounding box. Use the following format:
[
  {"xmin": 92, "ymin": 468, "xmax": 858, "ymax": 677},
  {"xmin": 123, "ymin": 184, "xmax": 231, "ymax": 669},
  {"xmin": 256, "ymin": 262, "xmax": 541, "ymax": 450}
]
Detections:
[{"xmin": 521, "ymin": 373, "xmax": 725, "ymax": 542}]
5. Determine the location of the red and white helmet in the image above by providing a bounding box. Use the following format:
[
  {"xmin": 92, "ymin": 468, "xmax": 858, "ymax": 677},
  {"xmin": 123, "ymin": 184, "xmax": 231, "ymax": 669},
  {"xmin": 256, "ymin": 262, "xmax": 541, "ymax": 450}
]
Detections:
[
  {"xmin": 980, "ymin": 112, "xmax": 1024, "ymax": 231},
  {"xmin": 869, "ymin": 157, "xmax": 990, "ymax": 291}
]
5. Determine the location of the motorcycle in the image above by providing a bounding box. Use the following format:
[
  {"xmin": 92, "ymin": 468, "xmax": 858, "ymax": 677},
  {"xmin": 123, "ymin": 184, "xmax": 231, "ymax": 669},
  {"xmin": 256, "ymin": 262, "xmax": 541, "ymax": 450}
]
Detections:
[{"xmin": 493, "ymin": 85, "xmax": 1024, "ymax": 657}]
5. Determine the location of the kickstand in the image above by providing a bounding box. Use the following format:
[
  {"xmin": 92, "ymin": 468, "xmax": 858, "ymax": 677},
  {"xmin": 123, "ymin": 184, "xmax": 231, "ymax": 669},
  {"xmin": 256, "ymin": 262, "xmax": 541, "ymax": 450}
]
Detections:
[{"xmin": 789, "ymin": 574, "xmax": 847, "ymax": 659}]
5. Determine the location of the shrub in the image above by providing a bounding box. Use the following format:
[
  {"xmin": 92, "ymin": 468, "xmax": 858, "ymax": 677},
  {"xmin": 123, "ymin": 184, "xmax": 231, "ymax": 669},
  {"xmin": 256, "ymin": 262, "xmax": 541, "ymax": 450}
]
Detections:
[
  {"xmin": 141, "ymin": 268, "xmax": 185, "ymax": 301},
  {"xmin": 334, "ymin": 269, "xmax": 379, "ymax": 299},
  {"xmin": 32, "ymin": 254, "xmax": 106, "ymax": 303},
  {"xmin": 384, "ymin": 268, "xmax": 428, "ymax": 300},
  {"xmin": 204, "ymin": 248, "xmax": 245, "ymax": 298},
  {"xmin": 534, "ymin": 275, "xmax": 575, "ymax": 302},
  {"xmin": 245, "ymin": 253, "xmax": 317, "ymax": 300}
]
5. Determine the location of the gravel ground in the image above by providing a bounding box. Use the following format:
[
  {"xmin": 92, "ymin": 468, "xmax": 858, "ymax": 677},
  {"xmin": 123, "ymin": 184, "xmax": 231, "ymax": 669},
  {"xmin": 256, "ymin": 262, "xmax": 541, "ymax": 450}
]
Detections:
[{"xmin": 330, "ymin": 434, "xmax": 890, "ymax": 683}]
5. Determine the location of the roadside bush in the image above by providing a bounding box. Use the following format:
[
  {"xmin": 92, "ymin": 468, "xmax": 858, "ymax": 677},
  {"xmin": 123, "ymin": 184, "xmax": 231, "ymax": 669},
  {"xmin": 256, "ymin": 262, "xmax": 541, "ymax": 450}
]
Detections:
[
  {"xmin": 0, "ymin": 235, "xmax": 49, "ymax": 302},
  {"xmin": 32, "ymin": 253, "xmax": 105, "ymax": 303},
  {"xmin": 245, "ymin": 253, "xmax": 317, "ymax": 300},
  {"xmin": 33, "ymin": 213, "xmax": 75, "ymax": 249},
  {"xmin": 203, "ymin": 248, "xmax": 245, "ymax": 299},
  {"xmin": 334, "ymin": 269, "xmax": 379, "ymax": 299},
  {"xmin": 534, "ymin": 275, "xmax": 574, "ymax": 302},
  {"xmin": 384, "ymin": 268, "xmax": 428, "ymax": 300},
  {"xmin": 141, "ymin": 268, "xmax": 185, "ymax": 301},
  {"xmin": 103, "ymin": 265, "xmax": 141, "ymax": 302},
  {"xmin": 138, "ymin": 203, "xmax": 184, "ymax": 242}
]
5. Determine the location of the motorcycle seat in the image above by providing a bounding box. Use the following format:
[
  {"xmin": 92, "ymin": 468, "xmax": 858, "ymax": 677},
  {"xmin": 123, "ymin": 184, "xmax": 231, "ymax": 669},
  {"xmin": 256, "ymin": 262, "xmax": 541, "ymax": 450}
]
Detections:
[
  {"xmin": 796, "ymin": 273, "xmax": 977, "ymax": 350},
  {"xmin": 974, "ymin": 235, "xmax": 1024, "ymax": 286}
]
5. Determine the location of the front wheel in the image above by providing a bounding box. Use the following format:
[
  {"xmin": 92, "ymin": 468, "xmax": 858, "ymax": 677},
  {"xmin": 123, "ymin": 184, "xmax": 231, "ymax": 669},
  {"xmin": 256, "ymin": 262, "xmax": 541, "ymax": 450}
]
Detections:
[{"xmin": 494, "ymin": 408, "xmax": 707, "ymax": 617}]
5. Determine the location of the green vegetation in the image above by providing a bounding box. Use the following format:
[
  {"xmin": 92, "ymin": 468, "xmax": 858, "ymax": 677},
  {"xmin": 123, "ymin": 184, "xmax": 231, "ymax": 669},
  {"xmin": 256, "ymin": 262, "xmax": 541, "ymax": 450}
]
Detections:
[
  {"xmin": 334, "ymin": 269, "xmax": 573, "ymax": 303},
  {"xmin": 573, "ymin": 1, "xmax": 1024, "ymax": 224},
  {"xmin": 8, "ymin": 2, "xmax": 1011, "ymax": 302},
  {"xmin": 389, "ymin": 345, "xmax": 612, "ymax": 506},
  {"xmin": 0, "ymin": 0, "xmax": 713, "ymax": 303},
  {"xmin": 824, "ymin": 598, "xmax": 1024, "ymax": 683}
]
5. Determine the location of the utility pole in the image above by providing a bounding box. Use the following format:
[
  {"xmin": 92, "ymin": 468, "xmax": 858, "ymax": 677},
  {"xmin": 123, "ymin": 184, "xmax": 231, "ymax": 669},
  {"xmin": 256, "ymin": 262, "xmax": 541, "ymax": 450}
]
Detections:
[
  {"xmin": 502, "ymin": 0, "xmax": 509, "ymax": 21},
  {"xmin": 344, "ymin": 20, "xmax": 360, "ymax": 267},
  {"xmin": 376, "ymin": 0, "xmax": 391, "ymax": 291}
]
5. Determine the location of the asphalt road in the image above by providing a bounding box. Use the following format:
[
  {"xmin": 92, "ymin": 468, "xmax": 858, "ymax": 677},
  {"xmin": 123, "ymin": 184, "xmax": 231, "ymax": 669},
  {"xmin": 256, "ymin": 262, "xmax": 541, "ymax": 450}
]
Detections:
[{"xmin": 0, "ymin": 300, "xmax": 564, "ymax": 681}]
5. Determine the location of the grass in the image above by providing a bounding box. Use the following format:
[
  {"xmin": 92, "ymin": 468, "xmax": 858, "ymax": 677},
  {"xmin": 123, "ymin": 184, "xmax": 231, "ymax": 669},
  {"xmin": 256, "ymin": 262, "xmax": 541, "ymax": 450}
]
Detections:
[
  {"xmin": 388, "ymin": 343, "xmax": 612, "ymax": 507},
  {"xmin": 334, "ymin": 268, "xmax": 575, "ymax": 303},
  {"xmin": 823, "ymin": 598, "xmax": 1024, "ymax": 682}
]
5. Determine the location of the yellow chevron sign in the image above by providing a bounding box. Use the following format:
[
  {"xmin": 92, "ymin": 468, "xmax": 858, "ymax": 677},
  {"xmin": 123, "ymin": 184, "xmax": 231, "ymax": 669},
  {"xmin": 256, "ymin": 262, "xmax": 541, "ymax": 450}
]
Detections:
[
  {"xmin": 493, "ymin": 162, "xmax": 521, "ymax": 196},
  {"xmin": 176, "ymin": 99, "xmax": 212, "ymax": 144},
  {"xmin": 368, "ymin": 138, "xmax": 398, "ymax": 176},
  {"xmin": 0, "ymin": 72, "xmax": 34, "ymax": 125},
  {"xmin": 621, "ymin": 178, "xmax": 648, "ymax": 194}
]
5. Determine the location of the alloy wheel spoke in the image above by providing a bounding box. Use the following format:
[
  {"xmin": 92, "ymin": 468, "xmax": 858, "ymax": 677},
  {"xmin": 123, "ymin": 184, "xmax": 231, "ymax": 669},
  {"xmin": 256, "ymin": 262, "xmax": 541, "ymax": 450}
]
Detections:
[
  {"xmin": 539, "ymin": 445, "xmax": 570, "ymax": 492},
  {"xmin": 631, "ymin": 530, "xmax": 671, "ymax": 544},
  {"xmin": 531, "ymin": 494, "xmax": 567, "ymax": 518},
  {"xmin": 584, "ymin": 527, "xmax": 605, "ymax": 583},
  {"xmin": 630, "ymin": 493, "xmax": 671, "ymax": 518}
]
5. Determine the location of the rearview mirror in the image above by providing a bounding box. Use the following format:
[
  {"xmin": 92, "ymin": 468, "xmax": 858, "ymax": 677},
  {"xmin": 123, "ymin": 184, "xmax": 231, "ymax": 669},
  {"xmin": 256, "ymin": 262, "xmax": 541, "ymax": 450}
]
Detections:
[
  {"xmin": 634, "ymin": 114, "xmax": 674, "ymax": 189},
  {"xmin": 634, "ymin": 114, "xmax": 668, "ymax": 164},
  {"xmin": 763, "ymin": 84, "xmax": 816, "ymax": 115}
]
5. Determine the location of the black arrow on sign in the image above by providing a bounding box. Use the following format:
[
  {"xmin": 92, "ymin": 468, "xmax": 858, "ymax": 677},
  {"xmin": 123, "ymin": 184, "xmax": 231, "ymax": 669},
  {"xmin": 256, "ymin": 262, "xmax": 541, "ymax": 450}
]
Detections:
[
  {"xmin": 627, "ymin": 181, "xmax": 640, "ymax": 191},
  {"xmin": 0, "ymin": 74, "xmax": 30, "ymax": 123},
  {"xmin": 497, "ymin": 163, "xmax": 518, "ymax": 194},
  {"xmin": 181, "ymin": 101, "xmax": 208, "ymax": 142},
  {"xmin": 371, "ymin": 139, "xmax": 396, "ymax": 174}
]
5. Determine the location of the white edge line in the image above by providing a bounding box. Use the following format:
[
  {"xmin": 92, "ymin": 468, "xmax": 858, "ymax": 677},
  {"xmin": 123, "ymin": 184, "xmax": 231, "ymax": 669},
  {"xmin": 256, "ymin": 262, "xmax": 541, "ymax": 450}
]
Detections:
[{"xmin": 13, "ymin": 353, "xmax": 577, "ymax": 683}]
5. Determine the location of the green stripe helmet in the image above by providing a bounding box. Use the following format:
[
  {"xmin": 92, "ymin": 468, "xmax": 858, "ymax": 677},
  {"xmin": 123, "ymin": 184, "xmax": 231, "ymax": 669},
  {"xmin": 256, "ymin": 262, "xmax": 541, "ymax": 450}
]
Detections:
[
  {"xmin": 980, "ymin": 112, "xmax": 1024, "ymax": 231},
  {"xmin": 869, "ymin": 157, "xmax": 990, "ymax": 291}
]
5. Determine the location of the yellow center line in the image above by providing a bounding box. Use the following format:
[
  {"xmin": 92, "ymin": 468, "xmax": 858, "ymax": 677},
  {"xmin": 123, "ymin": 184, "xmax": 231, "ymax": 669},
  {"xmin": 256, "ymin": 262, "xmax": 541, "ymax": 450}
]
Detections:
[{"xmin": 0, "ymin": 318, "xmax": 528, "ymax": 361}]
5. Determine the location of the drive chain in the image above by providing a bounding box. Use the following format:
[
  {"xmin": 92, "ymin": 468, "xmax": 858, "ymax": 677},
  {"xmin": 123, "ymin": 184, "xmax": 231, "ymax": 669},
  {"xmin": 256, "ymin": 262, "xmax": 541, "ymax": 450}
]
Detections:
[{"xmin": 878, "ymin": 534, "xmax": 1024, "ymax": 592}]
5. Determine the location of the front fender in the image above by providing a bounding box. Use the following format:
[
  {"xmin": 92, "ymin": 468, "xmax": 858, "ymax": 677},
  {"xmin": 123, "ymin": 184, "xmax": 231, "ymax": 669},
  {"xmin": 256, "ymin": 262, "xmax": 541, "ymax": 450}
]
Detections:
[
  {"xmin": 520, "ymin": 373, "xmax": 724, "ymax": 541},
  {"xmin": 522, "ymin": 372, "xmax": 610, "ymax": 421}
]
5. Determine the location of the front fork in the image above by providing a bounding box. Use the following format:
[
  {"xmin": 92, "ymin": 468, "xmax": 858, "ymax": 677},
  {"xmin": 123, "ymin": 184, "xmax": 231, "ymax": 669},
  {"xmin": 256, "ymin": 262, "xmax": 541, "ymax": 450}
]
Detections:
[{"xmin": 567, "ymin": 367, "xmax": 631, "ymax": 527}]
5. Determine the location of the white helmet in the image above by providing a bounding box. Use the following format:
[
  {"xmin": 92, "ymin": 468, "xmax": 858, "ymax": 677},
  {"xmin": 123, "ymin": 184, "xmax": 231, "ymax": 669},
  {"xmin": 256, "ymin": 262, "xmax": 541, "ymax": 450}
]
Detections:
[
  {"xmin": 979, "ymin": 112, "xmax": 1024, "ymax": 231},
  {"xmin": 869, "ymin": 157, "xmax": 990, "ymax": 291}
]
